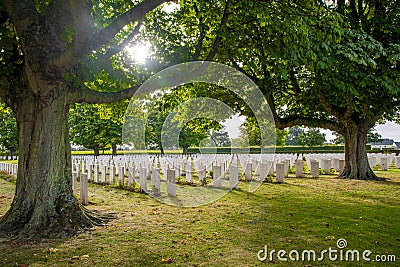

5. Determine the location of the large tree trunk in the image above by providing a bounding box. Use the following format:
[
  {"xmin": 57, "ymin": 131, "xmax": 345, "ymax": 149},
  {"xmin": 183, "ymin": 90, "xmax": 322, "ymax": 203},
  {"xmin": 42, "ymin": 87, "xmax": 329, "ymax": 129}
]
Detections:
[
  {"xmin": 340, "ymin": 126, "xmax": 381, "ymax": 180},
  {"xmin": 0, "ymin": 85, "xmax": 109, "ymax": 240}
]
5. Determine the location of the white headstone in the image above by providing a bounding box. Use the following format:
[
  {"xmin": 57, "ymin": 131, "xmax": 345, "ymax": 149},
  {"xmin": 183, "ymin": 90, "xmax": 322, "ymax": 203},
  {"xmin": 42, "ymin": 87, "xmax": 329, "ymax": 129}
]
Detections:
[
  {"xmin": 139, "ymin": 167, "xmax": 147, "ymax": 192},
  {"xmin": 310, "ymin": 161, "xmax": 319, "ymax": 178},
  {"xmin": 186, "ymin": 161, "xmax": 192, "ymax": 183},
  {"xmin": 167, "ymin": 169, "xmax": 176, "ymax": 197},
  {"xmin": 151, "ymin": 168, "xmax": 160, "ymax": 194},
  {"xmin": 275, "ymin": 163, "xmax": 284, "ymax": 183},
  {"xmin": 128, "ymin": 164, "xmax": 135, "ymax": 187},
  {"xmin": 118, "ymin": 166, "xmax": 125, "ymax": 187},
  {"xmin": 212, "ymin": 165, "xmax": 222, "ymax": 188},
  {"xmin": 322, "ymin": 159, "xmax": 331, "ymax": 174},
  {"xmin": 229, "ymin": 164, "xmax": 239, "ymax": 189},
  {"xmin": 93, "ymin": 163, "xmax": 99, "ymax": 183},
  {"xmin": 109, "ymin": 163, "xmax": 115, "ymax": 185},
  {"xmin": 295, "ymin": 160, "xmax": 304, "ymax": 178},
  {"xmin": 244, "ymin": 163, "xmax": 252, "ymax": 181},
  {"xmin": 80, "ymin": 173, "xmax": 88, "ymax": 206}
]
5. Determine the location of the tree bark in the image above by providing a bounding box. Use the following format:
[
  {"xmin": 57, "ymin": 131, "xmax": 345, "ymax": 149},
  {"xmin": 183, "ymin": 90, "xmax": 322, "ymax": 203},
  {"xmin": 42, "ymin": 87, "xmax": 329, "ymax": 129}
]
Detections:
[
  {"xmin": 0, "ymin": 84, "xmax": 109, "ymax": 240},
  {"xmin": 339, "ymin": 126, "xmax": 381, "ymax": 180},
  {"xmin": 93, "ymin": 145, "xmax": 100, "ymax": 157},
  {"xmin": 112, "ymin": 144, "xmax": 117, "ymax": 156}
]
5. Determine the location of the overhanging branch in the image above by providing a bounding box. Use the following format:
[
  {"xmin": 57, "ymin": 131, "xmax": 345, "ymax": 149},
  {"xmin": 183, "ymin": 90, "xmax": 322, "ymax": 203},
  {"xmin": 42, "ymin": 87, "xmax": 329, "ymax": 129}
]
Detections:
[
  {"xmin": 277, "ymin": 115, "xmax": 341, "ymax": 133},
  {"xmin": 53, "ymin": 0, "xmax": 169, "ymax": 72},
  {"xmin": 205, "ymin": 0, "xmax": 231, "ymax": 61},
  {"xmin": 69, "ymin": 82, "xmax": 140, "ymax": 104}
]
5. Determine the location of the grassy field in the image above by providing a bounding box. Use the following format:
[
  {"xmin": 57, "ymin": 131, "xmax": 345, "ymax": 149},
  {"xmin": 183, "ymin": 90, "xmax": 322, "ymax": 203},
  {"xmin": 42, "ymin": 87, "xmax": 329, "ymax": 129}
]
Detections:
[{"xmin": 0, "ymin": 168, "xmax": 399, "ymax": 266}]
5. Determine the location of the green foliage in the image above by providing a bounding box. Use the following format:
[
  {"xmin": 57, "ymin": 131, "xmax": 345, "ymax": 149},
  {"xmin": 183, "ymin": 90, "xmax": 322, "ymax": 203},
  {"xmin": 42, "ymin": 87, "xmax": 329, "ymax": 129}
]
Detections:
[
  {"xmin": 35, "ymin": 0, "xmax": 51, "ymax": 14},
  {"xmin": 0, "ymin": 5, "xmax": 23, "ymax": 76},
  {"xmin": 211, "ymin": 130, "xmax": 230, "ymax": 147},
  {"xmin": 60, "ymin": 26, "xmax": 75, "ymax": 48},
  {"xmin": 298, "ymin": 128, "xmax": 326, "ymax": 147},
  {"xmin": 69, "ymin": 103, "xmax": 124, "ymax": 154},
  {"xmin": 0, "ymin": 102, "xmax": 18, "ymax": 156},
  {"xmin": 142, "ymin": 84, "xmax": 226, "ymax": 152},
  {"xmin": 236, "ymin": 117, "xmax": 286, "ymax": 147},
  {"xmin": 285, "ymin": 126, "xmax": 305, "ymax": 146}
]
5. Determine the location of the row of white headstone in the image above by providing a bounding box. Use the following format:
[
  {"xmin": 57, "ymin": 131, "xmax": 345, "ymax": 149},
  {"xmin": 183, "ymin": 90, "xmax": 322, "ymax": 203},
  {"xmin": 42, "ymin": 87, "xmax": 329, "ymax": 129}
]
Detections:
[
  {"xmin": 71, "ymin": 153, "xmax": 400, "ymax": 205},
  {"xmin": 1, "ymin": 153, "xmax": 399, "ymax": 206},
  {"xmin": 0, "ymin": 162, "xmax": 18, "ymax": 175}
]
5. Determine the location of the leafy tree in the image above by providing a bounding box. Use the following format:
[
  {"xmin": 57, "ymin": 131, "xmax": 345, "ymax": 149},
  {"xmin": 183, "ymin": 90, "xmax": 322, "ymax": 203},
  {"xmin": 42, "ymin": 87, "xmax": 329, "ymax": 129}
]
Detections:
[
  {"xmin": 0, "ymin": 0, "xmax": 174, "ymax": 239},
  {"xmin": 237, "ymin": 117, "xmax": 287, "ymax": 147},
  {"xmin": 208, "ymin": 0, "xmax": 400, "ymax": 179},
  {"xmin": 211, "ymin": 129, "xmax": 230, "ymax": 147},
  {"xmin": 144, "ymin": 85, "xmax": 222, "ymax": 154},
  {"xmin": 69, "ymin": 103, "xmax": 124, "ymax": 156},
  {"xmin": 366, "ymin": 129, "xmax": 383, "ymax": 144},
  {"xmin": 285, "ymin": 126, "xmax": 305, "ymax": 146},
  {"xmin": 0, "ymin": 102, "xmax": 17, "ymax": 157},
  {"xmin": 298, "ymin": 128, "xmax": 326, "ymax": 147}
]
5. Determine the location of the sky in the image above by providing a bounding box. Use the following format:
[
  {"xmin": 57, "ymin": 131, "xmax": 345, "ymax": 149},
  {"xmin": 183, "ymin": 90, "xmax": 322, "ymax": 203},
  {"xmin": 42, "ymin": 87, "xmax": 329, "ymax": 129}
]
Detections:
[
  {"xmin": 223, "ymin": 115, "xmax": 400, "ymax": 143},
  {"xmin": 375, "ymin": 122, "xmax": 400, "ymax": 141},
  {"xmin": 322, "ymin": 122, "xmax": 400, "ymax": 143}
]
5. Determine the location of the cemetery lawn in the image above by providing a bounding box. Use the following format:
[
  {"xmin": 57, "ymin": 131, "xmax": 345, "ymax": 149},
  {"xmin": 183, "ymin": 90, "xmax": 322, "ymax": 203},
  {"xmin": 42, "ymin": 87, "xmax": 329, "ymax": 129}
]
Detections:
[{"xmin": 0, "ymin": 169, "xmax": 399, "ymax": 266}]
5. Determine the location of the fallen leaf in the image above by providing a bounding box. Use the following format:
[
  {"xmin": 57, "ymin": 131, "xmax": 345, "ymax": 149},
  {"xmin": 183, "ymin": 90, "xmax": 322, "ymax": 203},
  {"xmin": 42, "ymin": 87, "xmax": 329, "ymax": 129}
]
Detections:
[
  {"xmin": 161, "ymin": 258, "xmax": 174, "ymax": 263},
  {"xmin": 49, "ymin": 248, "xmax": 59, "ymax": 253},
  {"xmin": 80, "ymin": 255, "xmax": 90, "ymax": 259},
  {"xmin": 325, "ymin": 236, "xmax": 335, "ymax": 240}
]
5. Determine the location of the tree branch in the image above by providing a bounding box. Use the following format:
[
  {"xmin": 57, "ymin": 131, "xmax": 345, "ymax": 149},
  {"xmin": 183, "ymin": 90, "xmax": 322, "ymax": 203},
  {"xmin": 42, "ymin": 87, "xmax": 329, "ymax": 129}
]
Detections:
[
  {"xmin": 69, "ymin": 0, "xmax": 96, "ymax": 52},
  {"xmin": 264, "ymin": 87, "xmax": 342, "ymax": 133},
  {"xmin": 2, "ymin": 0, "xmax": 38, "ymax": 34},
  {"xmin": 104, "ymin": 22, "xmax": 143, "ymax": 59},
  {"xmin": 205, "ymin": 0, "xmax": 231, "ymax": 61},
  {"xmin": 277, "ymin": 115, "xmax": 341, "ymax": 133},
  {"xmin": 69, "ymin": 82, "xmax": 141, "ymax": 104},
  {"xmin": 289, "ymin": 68, "xmax": 301, "ymax": 94},
  {"xmin": 52, "ymin": 0, "xmax": 169, "ymax": 72},
  {"xmin": 231, "ymin": 61, "xmax": 259, "ymax": 82},
  {"xmin": 318, "ymin": 91, "xmax": 344, "ymax": 120},
  {"xmin": 193, "ymin": 3, "xmax": 206, "ymax": 60}
]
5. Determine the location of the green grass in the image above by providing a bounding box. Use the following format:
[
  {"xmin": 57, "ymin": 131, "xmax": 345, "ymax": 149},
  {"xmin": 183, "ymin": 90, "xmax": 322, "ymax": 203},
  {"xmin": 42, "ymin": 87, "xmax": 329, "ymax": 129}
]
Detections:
[{"xmin": 0, "ymin": 169, "xmax": 399, "ymax": 266}]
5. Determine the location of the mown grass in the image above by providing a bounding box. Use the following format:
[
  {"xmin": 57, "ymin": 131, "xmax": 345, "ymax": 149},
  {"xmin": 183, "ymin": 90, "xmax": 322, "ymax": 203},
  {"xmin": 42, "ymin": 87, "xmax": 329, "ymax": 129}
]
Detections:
[{"xmin": 0, "ymin": 168, "xmax": 399, "ymax": 266}]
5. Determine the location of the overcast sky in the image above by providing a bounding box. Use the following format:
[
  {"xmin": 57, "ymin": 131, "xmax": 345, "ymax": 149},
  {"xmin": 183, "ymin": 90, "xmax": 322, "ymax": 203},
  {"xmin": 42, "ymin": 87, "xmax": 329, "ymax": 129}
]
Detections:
[
  {"xmin": 223, "ymin": 115, "xmax": 400, "ymax": 143},
  {"xmin": 375, "ymin": 122, "xmax": 400, "ymax": 141}
]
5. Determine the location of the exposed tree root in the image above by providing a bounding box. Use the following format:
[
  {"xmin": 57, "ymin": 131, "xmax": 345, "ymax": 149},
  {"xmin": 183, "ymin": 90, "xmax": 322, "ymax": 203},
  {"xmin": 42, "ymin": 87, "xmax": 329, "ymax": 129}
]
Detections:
[
  {"xmin": 339, "ymin": 167, "xmax": 385, "ymax": 181},
  {"xmin": 0, "ymin": 202, "xmax": 115, "ymax": 242}
]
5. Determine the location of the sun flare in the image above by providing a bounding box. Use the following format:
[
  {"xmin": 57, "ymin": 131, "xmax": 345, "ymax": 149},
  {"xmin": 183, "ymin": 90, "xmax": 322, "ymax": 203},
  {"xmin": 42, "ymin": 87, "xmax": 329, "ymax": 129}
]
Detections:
[{"xmin": 125, "ymin": 42, "xmax": 151, "ymax": 64}]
